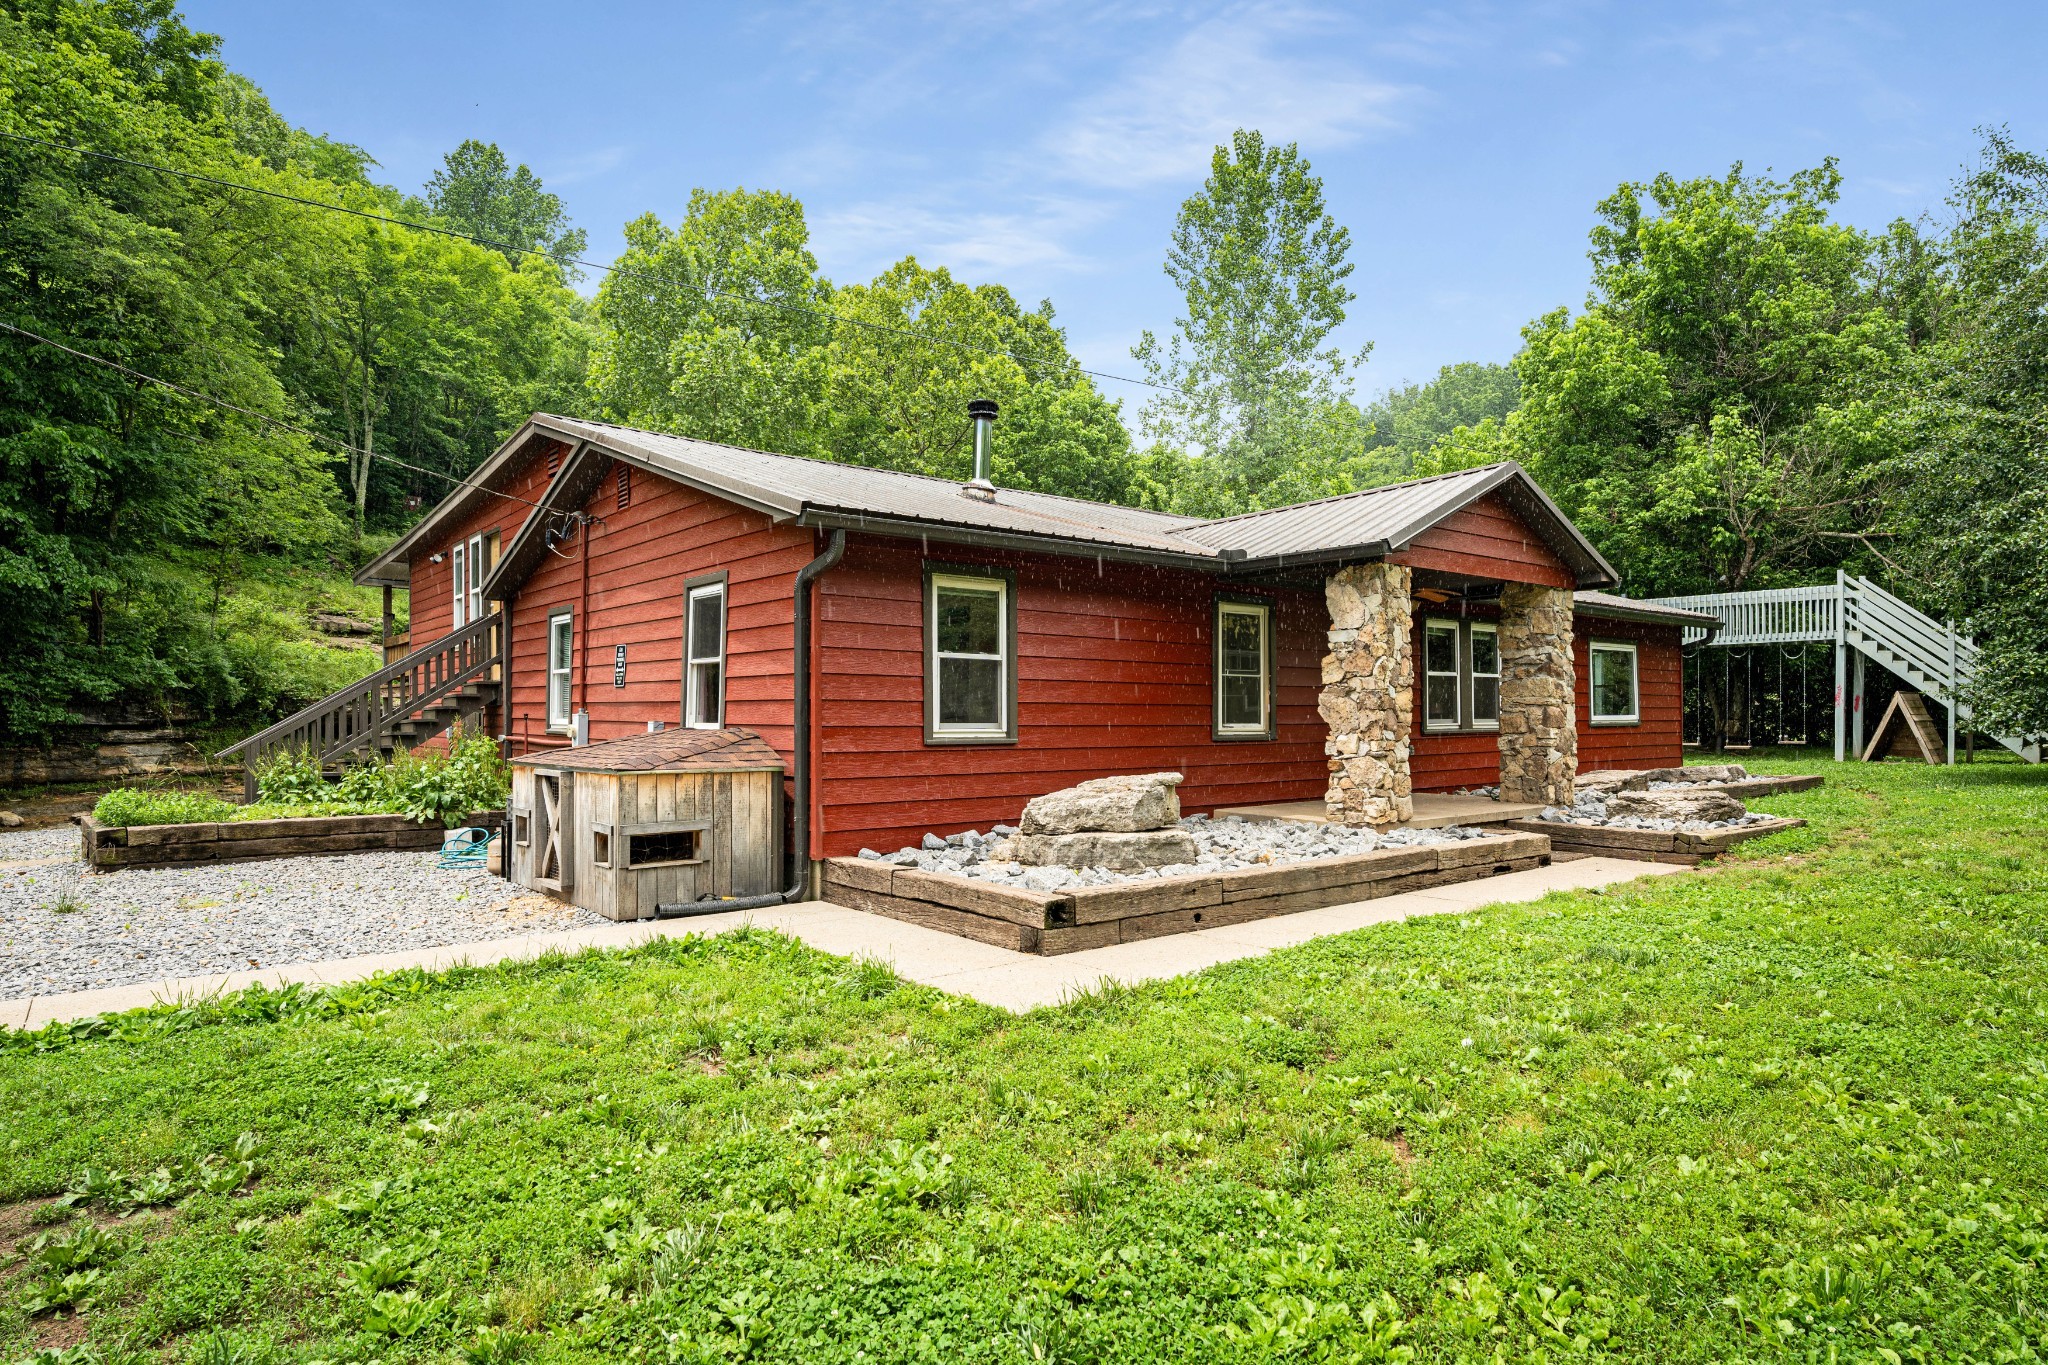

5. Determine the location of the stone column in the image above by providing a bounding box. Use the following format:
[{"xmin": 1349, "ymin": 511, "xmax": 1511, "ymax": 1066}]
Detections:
[
  {"xmin": 1320, "ymin": 563, "xmax": 1414, "ymax": 825},
  {"xmin": 1497, "ymin": 582, "xmax": 1578, "ymax": 805}
]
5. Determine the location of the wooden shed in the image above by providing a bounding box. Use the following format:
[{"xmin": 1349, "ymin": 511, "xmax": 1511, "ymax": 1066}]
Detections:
[{"xmin": 509, "ymin": 727, "xmax": 784, "ymax": 920}]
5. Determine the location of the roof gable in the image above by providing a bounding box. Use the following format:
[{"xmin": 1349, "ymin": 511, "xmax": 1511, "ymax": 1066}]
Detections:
[{"xmin": 353, "ymin": 419, "xmax": 572, "ymax": 588}]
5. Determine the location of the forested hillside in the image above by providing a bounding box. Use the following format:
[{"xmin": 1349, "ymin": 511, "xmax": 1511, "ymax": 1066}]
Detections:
[{"xmin": 4, "ymin": 0, "xmax": 2046, "ymax": 743}]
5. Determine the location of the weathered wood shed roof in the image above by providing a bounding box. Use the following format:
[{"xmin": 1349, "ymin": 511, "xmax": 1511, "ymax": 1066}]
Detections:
[{"xmin": 512, "ymin": 726, "xmax": 785, "ymax": 773}]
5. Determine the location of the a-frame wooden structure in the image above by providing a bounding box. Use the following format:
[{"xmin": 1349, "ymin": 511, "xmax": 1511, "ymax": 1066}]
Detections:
[{"xmin": 1861, "ymin": 691, "xmax": 1947, "ymax": 764}]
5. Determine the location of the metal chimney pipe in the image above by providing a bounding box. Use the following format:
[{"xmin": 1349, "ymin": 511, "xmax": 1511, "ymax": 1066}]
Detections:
[{"xmin": 963, "ymin": 398, "xmax": 998, "ymax": 501}]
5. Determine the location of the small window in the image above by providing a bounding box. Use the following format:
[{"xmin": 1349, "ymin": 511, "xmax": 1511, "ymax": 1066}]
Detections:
[
  {"xmin": 628, "ymin": 828, "xmax": 699, "ymax": 867},
  {"xmin": 511, "ymin": 810, "xmax": 530, "ymax": 846},
  {"xmin": 1590, "ymin": 641, "xmax": 1639, "ymax": 723},
  {"xmin": 466, "ymin": 534, "xmax": 485, "ymax": 624},
  {"xmin": 591, "ymin": 828, "xmax": 612, "ymax": 867},
  {"xmin": 1424, "ymin": 620, "xmax": 1461, "ymax": 730},
  {"xmin": 451, "ymin": 541, "xmax": 467, "ymax": 627},
  {"xmin": 685, "ymin": 582, "xmax": 726, "ymax": 729},
  {"xmin": 1215, "ymin": 600, "xmax": 1271, "ymax": 736},
  {"xmin": 1470, "ymin": 623, "xmax": 1501, "ymax": 729},
  {"xmin": 928, "ymin": 572, "xmax": 1009, "ymax": 738},
  {"xmin": 548, "ymin": 611, "xmax": 574, "ymax": 729}
]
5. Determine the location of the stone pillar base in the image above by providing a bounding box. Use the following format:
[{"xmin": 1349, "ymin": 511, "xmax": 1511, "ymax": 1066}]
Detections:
[
  {"xmin": 1320, "ymin": 563, "xmax": 1414, "ymax": 825},
  {"xmin": 1497, "ymin": 582, "xmax": 1578, "ymax": 806}
]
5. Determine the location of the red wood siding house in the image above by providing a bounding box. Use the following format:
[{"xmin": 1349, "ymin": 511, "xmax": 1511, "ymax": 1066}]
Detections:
[{"xmin": 355, "ymin": 414, "xmax": 1711, "ymax": 868}]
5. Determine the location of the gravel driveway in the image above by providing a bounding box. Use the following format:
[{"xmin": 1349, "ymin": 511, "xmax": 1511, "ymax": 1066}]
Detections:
[{"xmin": 1, "ymin": 825, "xmax": 606, "ymax": 1000}]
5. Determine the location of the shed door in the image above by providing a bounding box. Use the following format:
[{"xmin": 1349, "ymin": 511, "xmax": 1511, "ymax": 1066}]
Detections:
[{"xmin": 534, "ymin": 770, "xmax": 573, "ymax": 892}]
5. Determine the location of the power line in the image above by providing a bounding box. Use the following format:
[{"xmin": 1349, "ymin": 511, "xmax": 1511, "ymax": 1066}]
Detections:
[
  {"xmin": 0, "ymin": 319, "xmax": 553, "ymax": 516},
  {"xmin": 1, "ymin": 131, "xmax": 1526, "ymax": 478},
  {"xmin": 0, "ymin": 129, "xmax": 1170, "ymax": 396}
]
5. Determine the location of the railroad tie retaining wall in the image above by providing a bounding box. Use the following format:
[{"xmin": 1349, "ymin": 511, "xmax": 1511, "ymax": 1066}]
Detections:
[
  {"xmin": 822, "ymin": 831, "xmax": 1552, "ymax": 956},
  {"xmin": 81, "ymin": 811, "xmax": 504, "ymax": 872},
  {"xmin": 1496, "ymin": 815, "xmax": 1804, "ymax": 866}
]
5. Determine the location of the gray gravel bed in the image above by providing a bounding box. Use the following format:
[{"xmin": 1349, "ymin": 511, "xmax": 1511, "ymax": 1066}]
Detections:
[
  {"xmin": 1534, "ymin": 789, "xmax": 1774, "ymax": 833},
  {"xmin": 859, "ymin": 814, "xmax": 1500, "ymax": 891},
  {"xmin": 2, "ymin": 828, "xmax": 604, "ymax": 999}
]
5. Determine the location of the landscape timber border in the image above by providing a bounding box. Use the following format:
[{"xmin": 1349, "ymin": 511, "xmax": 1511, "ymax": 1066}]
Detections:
[
  {"xmin": 79, "ymin": 811, "xmax": 504, "ymax": 872},
  {"xmin": 821, "ymin": 830, "xmax": 1552, "ymax": 955},
  {"xmin": 1494, "ymin": 815, "xmax": 1805, "ymax": 867}
]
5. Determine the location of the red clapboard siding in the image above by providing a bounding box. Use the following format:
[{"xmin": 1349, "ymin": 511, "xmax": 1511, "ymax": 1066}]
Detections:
[
  {"xmin": 1576, "ymin": 617, "xmax": 1685, "ymax": 772},
  {"xmin": 502, "ymin": 464, "xmax": 814, "ymax": 762},
  {"xmin": 1389, "ymin": 493, "xmax": 1575, "ymax": 589},
  {"xmin": 812, "ymin": 535, "xmax": 1329, "ymax": 857},
  {"xmin": 405, "ymin": 438, "xmax": 562, "ymax": 650}
]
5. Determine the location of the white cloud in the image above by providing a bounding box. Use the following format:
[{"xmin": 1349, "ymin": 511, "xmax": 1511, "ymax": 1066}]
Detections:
[
  {"xmin": 1041, "ymin": 2, "xmax": 1413, "ymax": 186},
  {"xmin": 812, "ymin": 194, "xmax": 1106, "ymax": 277}
]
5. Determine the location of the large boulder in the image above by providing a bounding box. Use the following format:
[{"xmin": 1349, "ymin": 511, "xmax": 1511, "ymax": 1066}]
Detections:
[
  {"xmin": 993, "ymin": 829, "xmax": 1200, "ymax": 871},
  {"xmin": 1575, "ymin": 769, "xmax": 1650, "ymax": 796},
  {"xmin": 1643, "ymin": 763, "xmax": 1748, "ymax": 786},
  {"xmin": 1606, "ymin": 788, "xmax": 1746, "ymax": 823},
  {"xmin": 1019, "ymin": 772, "xmax": 1184, "ymax": 835}
]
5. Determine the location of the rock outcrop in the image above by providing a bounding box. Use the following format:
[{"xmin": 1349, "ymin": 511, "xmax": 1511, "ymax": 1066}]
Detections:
[
  {"xmin": 1605, "ymin": 788, "xmax": 1746, "ymax": 823},
  {"xmin": 1020, "ymin": 772, "xmax": 1183, "ymax": 835},
  {"xmin": 1575, "ymin": 769, "xmax": 1650, "ymax": 796}
]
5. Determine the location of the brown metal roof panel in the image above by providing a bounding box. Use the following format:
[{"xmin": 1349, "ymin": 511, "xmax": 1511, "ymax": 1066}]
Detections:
[
  {"xmin": 538, "ymin": 416, "xmax": 1213, "ymax": 557},
  {"xmin": 512, "ymin": 726, "xmax": 785, "ymax": 773}
]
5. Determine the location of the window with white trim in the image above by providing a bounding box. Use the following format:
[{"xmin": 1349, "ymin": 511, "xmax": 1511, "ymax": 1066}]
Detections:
[
  {"xmin": 1215, "ymin": 600, "xmax": 1271, "ymax": 735},
  {"xmin": 547, "ymin": 611, "xmax": 574, "ymax": 729},
  {"xmin": 930, "ymin": 573, "xmax": 1007, "ymax": 736},
  {"xmin": 1590, "ymin": 641, "xmax": 1639, "ymax": 723},
  {"xmin": 451, "ymin": 541, "xmax": 467, "ymax": 627},
  {"xmin": 466, "ymin": 533, "xmax": 485, "ymax": 624},
  {"xmin": 1470, "ymin": 622, "xmax": 1501, "ymax": 729},
  {"xmin": 684, "ymin": 582, "xmax": 726, "ymax": 729},
  {"xmin": 1423, "ymin": 619, "xmax": 1462, "ymax": 730}
]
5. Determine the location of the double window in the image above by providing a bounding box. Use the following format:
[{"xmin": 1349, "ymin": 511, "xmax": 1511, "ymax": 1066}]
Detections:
[
  {"xmin": 1589, "ymin": 640, "xmax": 1640, "ymax": 724},
  {"xmin": 547, "ymin": 610, "xmax": 574, "ymax": 730},
  {"xmin": 451, "ymin": 532, "xmax": 493, "ymax": 626},
  {"xmin": 685, "ymin": 579, "xmax": 726, "ymax": 729},
  {"xmin": 1422, "ymin": 618, "xmax": 1501, "ymax": 732},
  {"xmin": 1214, "ymin": 597, "xmax": 1275, "ymax": 739},
  {"xmin": 925, "ymin": 567, "xmax": 1016, "ymax": 742}
]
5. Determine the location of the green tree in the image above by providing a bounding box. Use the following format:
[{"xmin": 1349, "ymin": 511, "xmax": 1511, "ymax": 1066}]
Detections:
[
  {"xmin": 1439, "ymin": 162, "xmax": 1906, "ymax": 595},
  {"xmin": 1355, "ymin": 362, "xmax": 1519, "ymax": 486},
  {"xmin": 1890, "ymin": 131, "xmax": 2048, "ymax": 735},
  {"xmin": 1134, "ymin": 129, "xmax": 1370, "ymax": 515},
  {"xmin": 424, "ymin": 139, "xmax": 588, "ymax": 270}
]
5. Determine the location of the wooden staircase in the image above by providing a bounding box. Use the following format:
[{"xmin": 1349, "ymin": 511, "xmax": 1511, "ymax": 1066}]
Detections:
[{"xmin": 218, "ymin": 612, "xmax": 504, "ymax": 795}]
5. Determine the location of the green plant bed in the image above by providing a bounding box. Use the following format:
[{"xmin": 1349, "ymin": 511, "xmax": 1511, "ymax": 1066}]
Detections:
[
  {"xmin": 6, "ymin": 758, "xmax": 2047, "ymax": 1362},
  {"xmin": 93, "ymin": 729, "xmax": 510, "ymax": 830}
]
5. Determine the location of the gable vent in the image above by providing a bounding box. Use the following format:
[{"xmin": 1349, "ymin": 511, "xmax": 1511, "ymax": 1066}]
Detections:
[
  {"xmin": 617, "ymin": 463, "xmax": 632, "ymax": 509},
  {"xmin": 546, "ymin": 443, "xmax": 564, "ymax": 476}
]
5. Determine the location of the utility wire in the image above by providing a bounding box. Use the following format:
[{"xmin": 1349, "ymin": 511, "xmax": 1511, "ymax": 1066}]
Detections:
[
  {"xmin": 0, "ymin": 129, "xmax": 1160, "ymax": 395},
  {"xmin": 0, "ymin": 319, "xmax": 553, "ymax": 516},
  {"xmin": 1, "ymin": 131, "xmax": 1525, "ymax": 478}
]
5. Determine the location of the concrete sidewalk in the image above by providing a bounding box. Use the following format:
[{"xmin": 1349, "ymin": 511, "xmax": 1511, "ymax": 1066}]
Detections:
[{"xmin": 2, "ymin": 857, "xmax": 1685, "ymax": 1027}]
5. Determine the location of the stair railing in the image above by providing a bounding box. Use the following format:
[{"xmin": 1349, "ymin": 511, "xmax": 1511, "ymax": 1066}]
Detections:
[{"xmin": 217, "ymin": 612, "xmax": 503, "ymax": 787}]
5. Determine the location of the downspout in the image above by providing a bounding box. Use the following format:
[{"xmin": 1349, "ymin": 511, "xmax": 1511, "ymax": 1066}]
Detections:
[
  {"xmin": 649, "ymin": 530, "xmax": 844, "ymax": 918},
  {"xmin": 576, "ymin": 511, "xmax": 592, "ymax": 745}
]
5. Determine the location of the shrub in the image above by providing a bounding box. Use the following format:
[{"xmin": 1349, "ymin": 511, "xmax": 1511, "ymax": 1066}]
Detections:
[
  {"xmin": 92, "ymin": 789, "xmax": 239, "ymax": 828},
  {"xmin": 254, "ymin": 746, "xmax": 330, "ymax": 804}
]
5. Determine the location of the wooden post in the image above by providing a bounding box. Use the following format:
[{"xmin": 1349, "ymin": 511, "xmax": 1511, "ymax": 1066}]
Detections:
[
  {"xmin": 1843, "ymin": 568, "xmax": 1859, "ymax": 769},
  {"xmin": 1945, "ymin": 623, "xmax": 1957, "ymax": 767},
  {"xmin": 1852, "ymin": 651, "xmax": 1866, "ymax": 760},
  {"xmin": 381, "ymin": 585, "xmax": 395, "ymax": 665}
]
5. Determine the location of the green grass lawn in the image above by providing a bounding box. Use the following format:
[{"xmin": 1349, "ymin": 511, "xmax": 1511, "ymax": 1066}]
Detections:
[{"xmin": 5, "ymin": 755, "xmax": 2048, "ymax": 1364}]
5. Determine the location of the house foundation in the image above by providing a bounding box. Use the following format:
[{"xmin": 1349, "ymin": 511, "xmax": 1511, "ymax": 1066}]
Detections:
[
  {"xmin": 1320, "ymin": 563, "xmax": 1414, "ymax": 825},
  {"xmin": 1497, "ymin": 582, "xmax": 1578, "ymax": 805}
]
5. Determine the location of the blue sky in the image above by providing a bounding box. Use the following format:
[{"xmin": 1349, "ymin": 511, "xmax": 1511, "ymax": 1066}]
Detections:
[{"xmin": 184, "ymin": 1, "xmax": 2046, "ymax": 413}]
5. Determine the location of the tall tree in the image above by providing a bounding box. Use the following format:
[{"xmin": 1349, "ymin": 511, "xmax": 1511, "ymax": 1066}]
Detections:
[
  {"xmin": 1133, "ymin": 129, "xmax": 1369, "ymax": 515},
  {"xmin": 425, "ymin": 139, "xmax": 588, "ymax": 270},
  {"xmin": 1891, "ymin": 131, "xmax": 2048, "ymax": 735},
  {"xmin": 1355, "ymin": 362, "xmax": 1519, "ymax": 487},
  {"xmin": 1429, "ymin": 162, "xmax": 1907, "ymax": 596}
]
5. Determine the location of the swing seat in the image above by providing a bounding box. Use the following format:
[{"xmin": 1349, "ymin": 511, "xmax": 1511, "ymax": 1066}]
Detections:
[{"xmin": 437, "ymin": 825, "xmax": 497, "ymax": 869}]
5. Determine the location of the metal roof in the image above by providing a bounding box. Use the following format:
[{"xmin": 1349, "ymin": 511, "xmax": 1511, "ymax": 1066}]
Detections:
[
  {"xmin": 465, "ymin": 414, "xmax": 1621, "ymax": 593},
  {"xmin": 1571, "ymin": 591, "xmax": 1721, "ymax": 627}
]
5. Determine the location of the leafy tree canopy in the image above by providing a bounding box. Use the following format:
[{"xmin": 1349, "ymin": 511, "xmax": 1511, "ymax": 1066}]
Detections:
[{"xmin": 425, "ymin": 138, "xmax": 589, "ymax": 271}]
